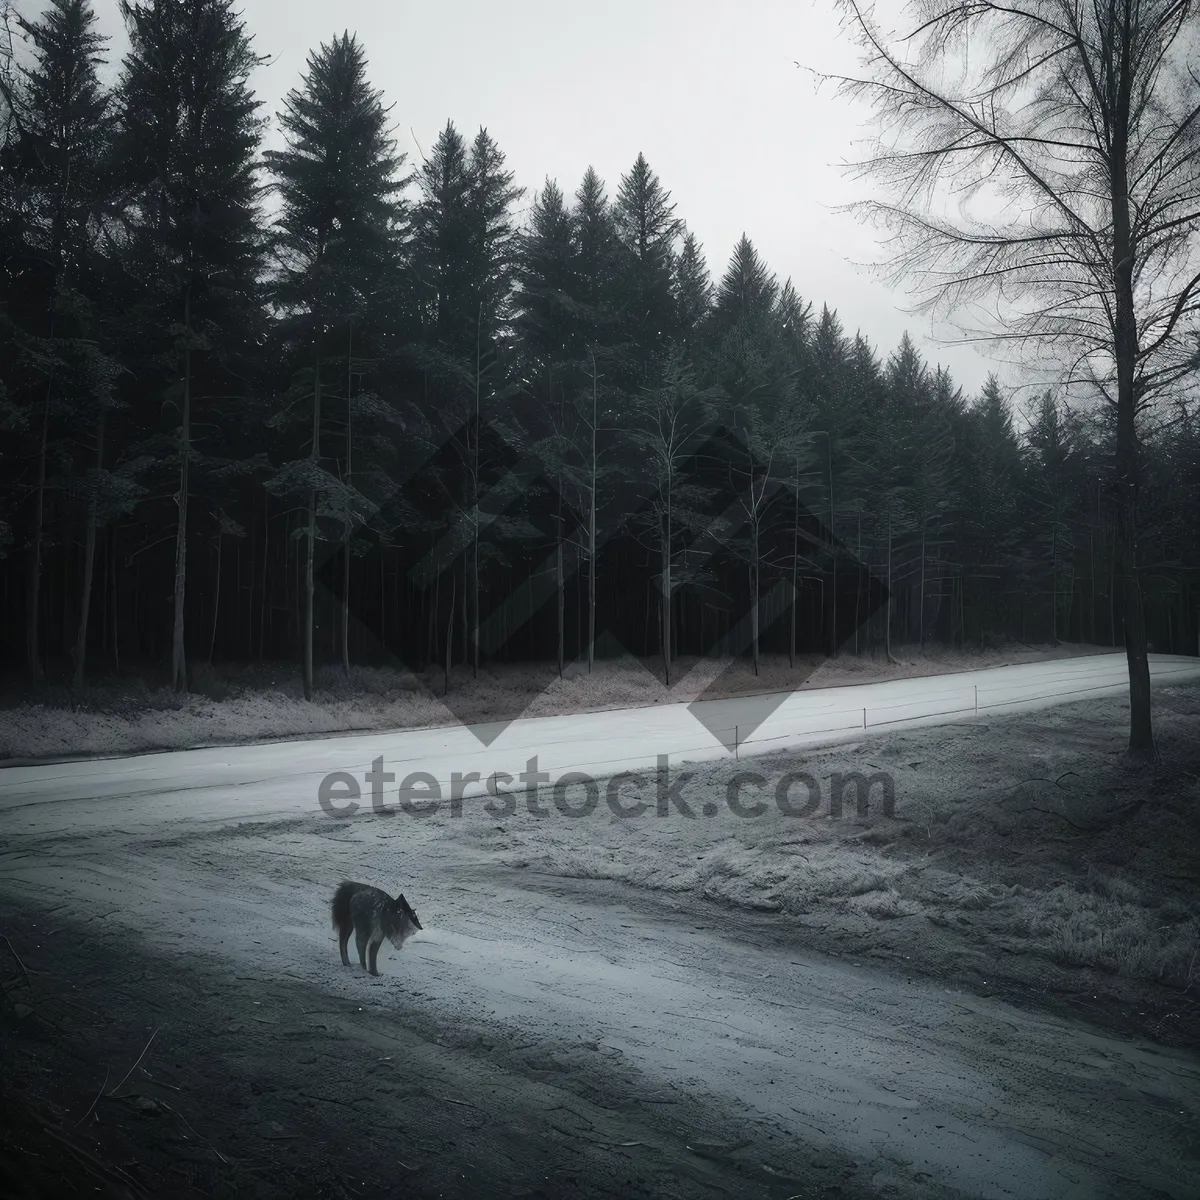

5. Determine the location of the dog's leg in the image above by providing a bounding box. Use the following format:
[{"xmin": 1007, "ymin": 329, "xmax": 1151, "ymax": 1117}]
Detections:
[
  {"xmin": 367, "ymin": 936, "xmax": 382, "ymax": 977},
  {"xmin": 355, "ymin": 926, "xmax": 369, "ymax": 970},
  {"xmin": 338, "ymin": 925, "xmax": 351, "ymax": 967}
]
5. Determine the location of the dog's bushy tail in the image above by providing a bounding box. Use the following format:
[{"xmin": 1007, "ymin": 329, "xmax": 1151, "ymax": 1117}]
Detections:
[{"xmin": 331, "ymin": 881, "xmax": 358, "ymax": 937}]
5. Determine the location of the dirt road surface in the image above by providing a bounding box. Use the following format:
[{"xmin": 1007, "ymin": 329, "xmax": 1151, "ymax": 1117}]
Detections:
[{"xmin": 2, "ymin": 659, "xmax": 1198, "ymax": 1199}]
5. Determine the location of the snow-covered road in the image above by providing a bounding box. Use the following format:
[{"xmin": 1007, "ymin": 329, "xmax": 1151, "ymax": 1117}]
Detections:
[{"xmin": 1, "ymin": 652, "xmax": 1196, "ymax": 834}]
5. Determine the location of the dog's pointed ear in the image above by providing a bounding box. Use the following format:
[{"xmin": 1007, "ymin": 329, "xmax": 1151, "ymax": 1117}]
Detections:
[{"xmin": 397, "ymin": 893, "xmax": 407, "ymax": 907}]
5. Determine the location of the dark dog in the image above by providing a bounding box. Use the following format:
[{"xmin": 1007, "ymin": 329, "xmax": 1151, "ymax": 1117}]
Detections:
[{"xmin": 331, "ymin": 882, "xmax": 423, "ymax": 976}]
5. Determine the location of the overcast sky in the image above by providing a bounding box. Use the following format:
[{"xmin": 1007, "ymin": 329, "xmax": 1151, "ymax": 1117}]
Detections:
[{"xmin": 76, "ymin": 0, "xmax": 1001, "ymax": 395}]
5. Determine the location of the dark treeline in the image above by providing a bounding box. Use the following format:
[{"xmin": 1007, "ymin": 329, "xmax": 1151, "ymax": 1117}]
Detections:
[{"xmin": 2, "ymin": 0, "xmax": 1198, "ymax": 696}]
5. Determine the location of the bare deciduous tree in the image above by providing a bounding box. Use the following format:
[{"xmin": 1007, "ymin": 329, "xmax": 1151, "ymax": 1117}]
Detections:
[{"xmin": 818, "ymin": 0, "xmax": 1200, "ymax": 757}]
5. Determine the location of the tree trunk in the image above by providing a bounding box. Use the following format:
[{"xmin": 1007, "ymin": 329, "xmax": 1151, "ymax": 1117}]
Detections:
[
  {"xmin": 111, "ymin": 528, "xmax": 120, "ymax": 673},
  {"xmin": 1051, "ymin": 522, "xmax": 1058, "ymax": 643},
  {"xmin": 661, "ymin": 508, "xmax": 672, "ymax": 687},
  {"xmin": 526, "ymin": 574, "xmax": 533, "ymax": 659},
  {"xmin": 72, "ymin": 411, "xmax": 106, "ymax": 690},
  {"xmin": 1116, "ymin": 476, "xmax": 1152, "ymax": 752},
  {"xmin": 428, "ymin": 569, "xmax": 439, "ymax": 666},
  {"xmin": 1109, "ymin": 525, "xmax": 1117, "ymax": 646},
  {"xmin": 554, "ymin": 369, "xmax": 565, "ymax": 677},
  {"xmin": 208, "ymin": 531, "xmax": 222, "ymax": 665},
  {"xmin": 588, "ymin": 349, "xmax": 598, "ymax": 673},
  {"xmin": 556, "ymin": 500, "xmax": 564, "ymax": 678},
  {"xmin": 171, "ymin": 287, "xmax": 193, "ymax": 692},
  {"xmin": 26, "ymin": 388, "xmax": 51, "ymax": 684},
  {"xmin": 305, "ymin": 334, "xmax": 321, "ymax": 701},
  {"xmin": 678, "ymin": 564, "xmax": 685, "ymax": 659},
  {"xmin": 854, "ymin": 516, "xmax": 862, "ymax": 655},
  {"xmin": 790, "ymin": 459, "xmax": 799, "ymax": 668},
  {"xmin": 959, "ymin": 572, "xmax": 966, "ymax": 649},
  {"xmin": 750, "ymin": 520, "xmax": 760, "ymax": 676},
  {"xmin": 342, "ymin": 324, "xmax": 352, "ymax": 676},
  {"xmin": 577, "ymin": 549, "xmax": 584, "ymax": 662},
  {"xmin": 459, "ymin": 560, "xmax": 468, "ymax": 668},
  {"xmin": 101, "ymin": 526, "xmax": 109, "ymax": 658},
  {"xmin": 918, "ymin": 518, "xmax": 926, "ymax": 650},
  {"xmin": 644, "ymin": 578, "xmax": 652, "ymax": 656},
  {"xmin": 472, "ymin": 304, "xmax": 482, "ymax": 677},
  {"xmin": 1109, "ymin": 33, "xmax": 1154, "ymax": 756},
  {"xmin": 1089, "ymin": 518, "xmax": 1096, "ymax": 645},
  {"xmin": 885, "ymin": 510, "xmax": 898, "ymax": 664},
  {"xmin": 471, "ymin": 533, "xmax": 479, "ymax": 675},
  {"xmin": 828, "ymin": 439, "xmax": 837, "ymax": 657},
  {"xmin": 444, "ymin": 571, "xmax": 455, "ymax": 697},
  {"xmin": 257, "ymin": 491, "xmax": 269, "ymax": 661}
]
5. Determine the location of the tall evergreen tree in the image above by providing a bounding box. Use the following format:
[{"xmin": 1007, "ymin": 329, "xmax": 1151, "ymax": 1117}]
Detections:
[
  {"xmin": 957, "ymin": 374, "xmax": 1024, "ymax": 571},
  {"xmin": 407, "ymin": 122, "xmax": 523, "ymax": 681},
  {"xmin": 466, "ymin": 127, "xmax": 523, "ymax": 352},
  {"xmin": 116, "ymin": 0, "xmax": 266, "ymax": 692},
  {"xmin": 673, "ymin": 228, "xmax": 713, "ymax": 356},
  {"xmin": 805, "ymin": 306, "xmax": 851, "ymax": 654},
  {"xmin": 1023, "ymin": 389, "xmax": 1078, "ymax": 642},
  {"xmin": 17, "ymin": 0, "xmax": 111, "ymax": 277},
  {"xmin": 707, "ymin": 236, "xmax": 800, "ymax": 674},
  {"xmin": 515, "ymin": 178, "xmax": 576, "ymax": 370},
  {"xmin": 571, "ymin": 166, "xmax": 621, "ymax": 350},
  {"xmin": 411, "ymin": 122, "xmax": 522, "ymax": 359},
  {"xmin": 774, "ymin": 280, "xmax": 812, "ymax": 363},
  {"xmin": 841, "ymin": 331, "xmax": 884, "ymax": 652},
  {"xmin": 613, "ymin": 152, "xmax": 679, "ymax": 371},
  {"xmin": 881, "ymin": 338, "xmax": 955, "ymax": 646},
  {"xmin": 264, "ymin": 31, "xmax": 408, "ymax": 697},
  {"xmin": 516, "ymin": 178, "xmax": 585, "ymax": 673},
  {"xmin": 8, "ymin": 0, "xmax": 114, "ymax": 684},
  {"xmin": 411, "ymin": 121, "xmax": 472, "ymax": 354},
  {"xmin": 711, "ymin": 234, "xmax": 777, "ymax": 334}
]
